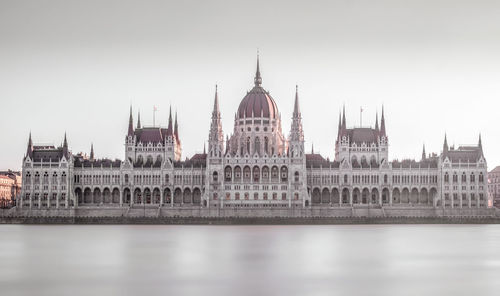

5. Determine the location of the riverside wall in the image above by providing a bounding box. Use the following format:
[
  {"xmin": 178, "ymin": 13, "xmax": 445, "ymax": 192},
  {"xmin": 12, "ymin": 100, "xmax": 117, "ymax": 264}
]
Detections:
[{"xmin": 1, "ymin": 206, "xmax": 500, "ymax": 224}]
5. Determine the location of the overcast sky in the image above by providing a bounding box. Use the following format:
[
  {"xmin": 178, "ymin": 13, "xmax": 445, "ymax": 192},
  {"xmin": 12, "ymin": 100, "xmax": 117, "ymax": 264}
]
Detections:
[{"xmin": 1, "ymin": 0, "xmax": 499, "ymax": 171}]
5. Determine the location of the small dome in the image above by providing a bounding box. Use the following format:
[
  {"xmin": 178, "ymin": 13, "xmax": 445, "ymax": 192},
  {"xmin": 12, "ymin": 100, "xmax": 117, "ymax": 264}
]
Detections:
[{"xmin": 237, "ymin": 86, "xmax": 278, "ymax": 119}]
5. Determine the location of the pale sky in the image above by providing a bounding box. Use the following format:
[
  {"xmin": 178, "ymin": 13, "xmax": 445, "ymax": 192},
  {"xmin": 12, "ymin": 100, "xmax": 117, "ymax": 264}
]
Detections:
[{"xmin": 1, "ymin": 0, "xmax": 499, "ymax": 171}]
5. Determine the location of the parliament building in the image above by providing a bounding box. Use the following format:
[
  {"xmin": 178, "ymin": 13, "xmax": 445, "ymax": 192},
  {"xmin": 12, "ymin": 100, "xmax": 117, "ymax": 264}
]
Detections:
[{"xmin": 18, "ymin": 57, "xmax": 491, "ymax": 217}]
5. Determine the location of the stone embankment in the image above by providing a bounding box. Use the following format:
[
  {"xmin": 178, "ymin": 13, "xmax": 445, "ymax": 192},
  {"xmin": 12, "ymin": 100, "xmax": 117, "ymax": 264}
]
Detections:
[{"xmin": 1, "ymin": 206, "xmax": 500, "ymax": 224}]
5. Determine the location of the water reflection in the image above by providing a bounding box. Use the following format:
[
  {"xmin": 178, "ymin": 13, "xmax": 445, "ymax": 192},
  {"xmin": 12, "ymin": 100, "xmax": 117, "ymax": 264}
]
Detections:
[{"xmin": 0, "ymin": 225, "xmax": 499, "ymax": 296}]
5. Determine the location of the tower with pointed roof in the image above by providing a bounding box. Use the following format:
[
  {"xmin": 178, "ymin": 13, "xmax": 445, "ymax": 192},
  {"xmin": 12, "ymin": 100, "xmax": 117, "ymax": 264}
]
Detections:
[{"xmin": 208, "ymin": 85, "xmax": 224, "ymax": 158}]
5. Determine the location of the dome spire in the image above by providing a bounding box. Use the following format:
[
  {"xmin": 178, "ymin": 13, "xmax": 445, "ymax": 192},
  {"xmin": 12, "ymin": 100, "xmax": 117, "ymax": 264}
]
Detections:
[{"xmin": 254, "ymin": 51, "xmax": 262, "ymax": 86}]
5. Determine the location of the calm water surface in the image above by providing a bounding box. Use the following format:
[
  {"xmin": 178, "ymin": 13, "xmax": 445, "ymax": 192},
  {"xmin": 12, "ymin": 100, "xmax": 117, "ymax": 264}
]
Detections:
[{"xmin": 1, "ymin": 225, "xmax": 500, "ymax": 296}]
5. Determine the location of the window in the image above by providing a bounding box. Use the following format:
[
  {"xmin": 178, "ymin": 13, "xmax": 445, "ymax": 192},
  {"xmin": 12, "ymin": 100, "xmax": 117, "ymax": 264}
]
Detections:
[
  {"xmin": 212, "ymin": 171, "xmax": 218, "ymax": 182},
  {"xmin": 294, "ymin": 171, "xmax": 299, "ymax": 182},
  {"xmin": 444, "ymin": 173, "xmax": 449, "ymax": 183}
]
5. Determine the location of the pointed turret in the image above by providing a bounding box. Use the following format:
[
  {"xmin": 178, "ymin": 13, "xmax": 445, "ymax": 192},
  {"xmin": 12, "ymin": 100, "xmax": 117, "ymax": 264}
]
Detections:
[
  {"xmin": 63, "ymin": 132, "xmax": 69, "ymax": 158},
  {"xmin": 342, "ymin": 105, "xmax": 346, "ymax": 130},
  {"xmin": 208, "ymin": 85, "xmax": 224, "ymax": 158},
  {"xmin": 137, "ymin": 111, "xmax": 141, "ymax": 129},
  {"xmin": 128, "ymin": 106, "xmax": 134, "ymax": 136},
  {"xmin": 337, "ymin": 111, "xmax": 342, "ymax": 137},
  {"xmin": 311, "ymin": 143, "xmax": 314, "ymax": 154},
  {"xmin": 167, "ymin": 105, "xmax": 173, "ymax": 134},
  {"xmin": 422, "ymin": 144, "xmax": 426, "ymax": 160},
  {"xmin": 380, "ymin": 106, "xmax": 386, "ymax": 137},
  {"xmin": 26, "ymin": 132, "xmax": 33, "ymax": 158},
  {"xmin": 174, "ymin": 111, "xmax": 179, "ymax": 140},
  {"xmin": 375, "ymin": 112, "xmax": 379, "ymax": 131},
  {"xmin": 90, "ymin": 143, "xmax": 94, "ymax": 161},
  {"xmin": 254, "ymin": 53, "xmax": 262, "ymax": 87},
  {"xmin": 443, "ymin": 133, "xmax": 449, "ymax": 156},
  {"xmin": 478, "ymin": 133, "xmax": 483, "ymax": 156},
  {"xmin": 203, "ymin": 143, "xmax": 206, "ymax": 154},
  {"xmin": 289, "ymin": 85, "xmax": 304, "ymax": 144},
  {"xmin": 293, "ymin": 85, "xmax": 300, "ymax": 116}
]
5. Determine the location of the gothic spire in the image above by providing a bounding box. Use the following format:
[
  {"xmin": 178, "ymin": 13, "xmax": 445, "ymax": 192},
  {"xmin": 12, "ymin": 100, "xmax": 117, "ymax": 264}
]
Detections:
[
  {"xmin": 478, "ymin": 133, "xmax": 483, "ymax": 156},
  {"xmin": 63, "ymin": 132, "xmax": 68, "ymax": 148},
  {"xmin": 422, "ymin": 144, "xmax": 426, "ymax": 160},
  {"xmin": 289, "ymin": 85, "xmax": 304, "ymax": 143},
  {"xmin": 380, "ymin": 105, "xmax": 386, "ymax": 136},
  {"xmin": 137, "ymin": 111, "xmax": 141, "ymax": 129},
  {"xmin": 443, "ymin": 133, "xmax": 449, "ymax": 155},
  {"xmin": 342, "ymin": 104, "xmax": 346, "ymax": 130},
  {"xmin": 375, "ymin": 112, "xmax": 379, "ymax": 131},
  {"xmin": 167, "ymin": 105, "xmax": 173, "ymax": 134},
  {"xmin": 90, "ymin": 143, "xmax": 94, "ymax": 161},
  {"xmin": 63, "ymin": 132, "xmax": 69, "ymax": 158},
  {"xmin": 337, "ymin": 111, "xmax": 342, "ymax": 138},
  {"xmin": 26, "ymin": 132, "xmax": 33, "ymax": 158},
  {"xmin": 212, "ymin": 84, "xmax": 221, "ymax": 118},
  {"xmin": 128, "ymin": 105, "xmax": 134, "ymax": 136},
  {"xmin": 174, "ymin": 111, "xmax": 179, "ymax": 139},
  {"xmin": 293, "ymin": 85, "xmax": 300, "ymax": 116},
  {"xmin": 254, "ymin": 52, "xmax": 262, "ymax": 87}
]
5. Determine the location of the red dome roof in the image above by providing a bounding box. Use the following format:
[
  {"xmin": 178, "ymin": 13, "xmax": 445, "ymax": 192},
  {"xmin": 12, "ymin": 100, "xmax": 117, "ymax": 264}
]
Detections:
[{"xmin": 237, "ymin": 86, "xmax": 278, "ymax": 119}]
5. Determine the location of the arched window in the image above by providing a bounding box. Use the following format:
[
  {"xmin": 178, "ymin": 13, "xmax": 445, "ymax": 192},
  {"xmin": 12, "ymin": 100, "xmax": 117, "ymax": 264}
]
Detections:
[
  {"xmin": 255, "ymin": 137, "xmax": 260, "ymax": 155},
  {"xmin": 253, "ymin": 166, "xmax": 260, "ymax": 182},
  {"xmin": 246, "ymin": 137, "xmax": 251, "ymax": 154},
  {"xmin": 294, "ymin": 171, "xmax": 299, "ymax": 182},
  {"xmin": 444, "ymin": 172, "xmax": 449, "ymax": 183},
  {"xmin": 61, "ymin": 172, "xmax": 67, "ymax": 184},
  {"xmin": 479, "ymin": 173, "xmax": 484, "ymax": 183},
  {"xmin": 461, "ymin": 173, "xmax": 467, "ymax": 183},
  {"xmin": 452, "ymin": 173, "xmax": 458, "ymax": 183},
  {"xmin": 264, "ymin": 137, "xmax": 269, "ymax": 154},
  {"xmin": 124, "ymin": 174, "xmax": 129, "ymax": 183},
  {"xmin": 280, "ymin": 166, "xmax": 288, "ymax": 182},
  {"xmin": 212, "ymin": 171, "xmax": 218, "ymax": 182},
  {"xmin": 225, "ymin": 166, "xmax": 232, "ymax": 182},
  {"xmin": 344, "ymin": 174, "xmax": 348, "ymax": 184},
  {"xmin": 165, "ymin": 174, "xmax": 169, "ymax": 184},
  {"xmin": 384, "ymin": 174, "xmax": 388, "ymax": 184}
]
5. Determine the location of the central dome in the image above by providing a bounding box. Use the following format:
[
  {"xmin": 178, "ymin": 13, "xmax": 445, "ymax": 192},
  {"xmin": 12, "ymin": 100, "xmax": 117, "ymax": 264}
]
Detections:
[{"xmin": 236, "ymin": 56, "xmax": 279, "ymax": 119}]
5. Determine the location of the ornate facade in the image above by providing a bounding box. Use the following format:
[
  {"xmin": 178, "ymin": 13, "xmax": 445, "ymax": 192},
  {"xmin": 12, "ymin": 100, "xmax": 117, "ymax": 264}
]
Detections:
[{"xmin": 18, "ymin": 57, "xmax": 490, "ymax": 215}]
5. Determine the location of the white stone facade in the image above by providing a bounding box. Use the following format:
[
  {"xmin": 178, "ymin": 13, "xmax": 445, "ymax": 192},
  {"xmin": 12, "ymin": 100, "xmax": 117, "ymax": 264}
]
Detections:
[{"xmin": 18, "ymin": 59, "xmax": 490, "ymax": 214}]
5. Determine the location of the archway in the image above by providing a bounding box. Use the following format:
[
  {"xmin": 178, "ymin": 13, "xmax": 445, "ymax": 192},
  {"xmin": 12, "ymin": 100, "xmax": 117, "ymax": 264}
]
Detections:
[
  {"xmin": 331, "ymin": 188, "xmax": 340, "ymax": 205},
  {"xmin": 103, "ymin": 188, "xmax": 111, "ymax": 203},
  {"xmin": 183, "ymin": 188, "xmax": 192, "ymax": 203},
  {"xmin": 133, "ymin": 188, "xmax": 142, "ymax": 204},
  {"xmin": 392, "ymin": 188, "xmax": 401, "ymax": 203},
  {"xmin": 123, "ymin": 188, "xmax": 131, "ymax": 204},
  {"xmin": 144, "ymin": 188, "xmax": 152, "ymax": 204},
  {"xmin": 353, "ymin": 188, "xmax": 360, "ymax": 204},
  {"xmin": 342, "ymin": 188, "xmax": 350, "ymax": 204},
  {"xmin": 401, "ymin": 188, "xmax": 410, "ymax": 203},
  {"xmin": 410, "ymin": 188, "xmax": 419, "ymax": 204},
  {"xmin": 75, "ymin": 188, "xmax": 83, "ymax": 205},
  {"xmin": 312, "ymin": 188, "xmax": 321, "ymax": 204},
  {"xmin": 112, "ymin": 188, "xmax": 120, "ymax": 204},
  {"xmin": 152, "ymin": 188, "xmax": 161, "ymax": 204},
  {"xmin": 193, "ymin": 188, "xmax": 201, "ymax": 204},
  {"xmin": 174, "ymin": 188, "xmax": 182, "ymax": 204},
  {"xmin": 371, "ymin": 188, "xmax": 379, "ymax": 204},
  {"xmin": 382, "ymin": 188, "xmax": 390, "ymax": 204},
  {"xmin": 420, "ymin": 188, "xmax": 429, "ymax": 204},
  {"xmin": 93, "ymin": 188, "xmax": 101, "ymax": 204},
  {"xmin": 163, "ymin": 188, "xmax": 172, "ymax": 204},
  {"xmin": 361, "ymin": 188, "xmax": 370, "ymax": 204}
]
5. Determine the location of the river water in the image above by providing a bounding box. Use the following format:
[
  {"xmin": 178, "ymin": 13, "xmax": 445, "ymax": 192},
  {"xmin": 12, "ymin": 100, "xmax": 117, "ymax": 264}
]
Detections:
[{"xmin": 1, "ymin": 225, "xmax": 500, "ymax": 296}]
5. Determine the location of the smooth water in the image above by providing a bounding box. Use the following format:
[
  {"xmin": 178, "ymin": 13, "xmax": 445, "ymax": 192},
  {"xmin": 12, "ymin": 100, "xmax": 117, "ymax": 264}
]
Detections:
[{"xmin": 1, "ymin": 225, "xmax": 500, "ymax": 296}]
